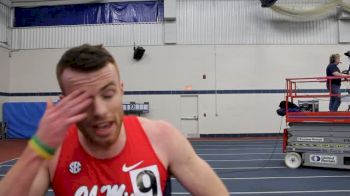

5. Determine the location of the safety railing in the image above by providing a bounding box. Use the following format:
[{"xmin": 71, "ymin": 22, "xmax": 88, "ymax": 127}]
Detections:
[{"xmin": 285, "ymin": 76, "xmax": 350, "ymax": 123}]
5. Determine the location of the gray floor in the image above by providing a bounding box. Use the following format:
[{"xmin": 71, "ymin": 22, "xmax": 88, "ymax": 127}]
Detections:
[{"xmin": 2, "ymin": 139, "xmax": 350, "ymax": 195}]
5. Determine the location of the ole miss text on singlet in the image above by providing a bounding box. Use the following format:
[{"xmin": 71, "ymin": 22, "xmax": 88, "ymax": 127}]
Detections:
[{"xmin": 52, "ymin": 116, "xmax": 169, "ymax": 196}]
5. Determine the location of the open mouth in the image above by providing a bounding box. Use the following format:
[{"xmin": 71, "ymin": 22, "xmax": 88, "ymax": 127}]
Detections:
[{"xmin": 93, "ymin": 122, "xmax": 113, "ymax": 137}]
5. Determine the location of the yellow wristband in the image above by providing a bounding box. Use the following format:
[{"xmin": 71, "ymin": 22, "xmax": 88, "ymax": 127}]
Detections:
[{"xmin": 28, "ymin": 139, "xmax": 54, "ymax": 160}]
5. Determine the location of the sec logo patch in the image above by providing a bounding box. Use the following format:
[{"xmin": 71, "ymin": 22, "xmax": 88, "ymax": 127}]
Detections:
[{"xmin": 69, "ymin": 161, "xmax": 82, "ymax": 174}]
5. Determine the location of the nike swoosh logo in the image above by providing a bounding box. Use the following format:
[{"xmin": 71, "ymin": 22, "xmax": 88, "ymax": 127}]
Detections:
[{"xmin": 122, "ymin": 160, "xmax": 144, "ymax": 172}]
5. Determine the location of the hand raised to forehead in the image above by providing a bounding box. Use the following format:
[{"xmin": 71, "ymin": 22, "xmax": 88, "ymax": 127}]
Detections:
[{"xmin": 35, "ymin": 89, "xmax": 93, "ymax": 149}]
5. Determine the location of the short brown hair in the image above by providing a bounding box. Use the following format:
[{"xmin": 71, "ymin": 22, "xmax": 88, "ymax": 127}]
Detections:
[
  {"xmin": 329, "ymin": 53, "xmax": 340, "ymax": 64},
  {"xmin": 56, "ymin": 44, "xmax": 118, "ymax": 90}
]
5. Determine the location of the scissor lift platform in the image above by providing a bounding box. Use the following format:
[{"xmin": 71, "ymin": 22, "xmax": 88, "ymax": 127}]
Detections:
[
  {"xmin": 284, "ymin": 122, "xmax": 350, "ymax": 169},
  {"xmin": 283, "ymin": 76, "xmax": 350, "ymax": 169}
]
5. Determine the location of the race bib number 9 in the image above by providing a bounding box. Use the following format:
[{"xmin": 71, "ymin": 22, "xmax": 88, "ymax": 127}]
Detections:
[{"xmin": 129, "ymin": 165, "xmax": 162, "ymax": 196}]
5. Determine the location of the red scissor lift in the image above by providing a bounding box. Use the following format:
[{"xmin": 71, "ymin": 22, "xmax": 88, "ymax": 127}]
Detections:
[{"xmin": 283, "ymin": 76, "xmax": 350, "ymax": 169}]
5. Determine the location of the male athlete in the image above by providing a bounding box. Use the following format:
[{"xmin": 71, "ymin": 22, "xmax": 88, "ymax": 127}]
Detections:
[{"xmin": 0, "ymin": 44, "xmax": 229, "ymax": 195}]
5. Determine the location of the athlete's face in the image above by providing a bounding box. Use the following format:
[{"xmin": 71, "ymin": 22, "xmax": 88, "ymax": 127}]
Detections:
[{"xmin": 61, "ymin": 63, "xmax": 124, "ymax": 147}]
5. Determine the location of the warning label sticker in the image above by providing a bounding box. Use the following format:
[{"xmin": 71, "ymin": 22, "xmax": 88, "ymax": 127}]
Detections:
[
  {"xmin": 310, "ymin": 154, "xmax": 337, "ymax": 164},
  {"xmin": 297, "ymin": 137, "xmax": 324, "ymax": 142}
]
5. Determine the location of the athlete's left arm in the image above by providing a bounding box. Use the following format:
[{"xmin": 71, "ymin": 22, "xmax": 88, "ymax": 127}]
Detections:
[{"xmin": 156, "ymin": 121, "xmax": 229, "ymax": 195}]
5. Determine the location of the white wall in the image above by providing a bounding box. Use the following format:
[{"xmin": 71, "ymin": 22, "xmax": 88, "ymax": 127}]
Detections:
[
  {"xmin": 4, "ymin": 0, "xmax": 350, "ymax": 135},
  {"xmin": 0, "ymin": 0, "xmax": 11, "ymax": 121},
  {"xmin": 9, "ymin": 49, "xmax": 63, "ymax": 92},
  {"xmin": 6, "ymin": 44, "xmax": 350, "ymax": 135},
  {"xmin": 11, "ymin": 0, "xmax": 340, "ymax": 50},
  {"xmin": 0, "ymin": 47, "xmax": 10, "ymax": 90},
  {"xmin": 11, "ymin": 23, "xmax": 163, "ymax": 50},
  {"xmin": 177, "ymin": 0, "xmax": 338, "ymax": 45},
  {"xmin": 0, "ymin": 0, "xmax": 10, "ymax": 45},
  {"xmin": 0, "ymin": 47, "xmax": 10, "ymax": 121}
]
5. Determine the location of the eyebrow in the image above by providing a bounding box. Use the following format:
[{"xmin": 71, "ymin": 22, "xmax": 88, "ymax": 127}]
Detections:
[{"xmin": 101, "ymin": 82, "xmax": 117, "ymax": 91}]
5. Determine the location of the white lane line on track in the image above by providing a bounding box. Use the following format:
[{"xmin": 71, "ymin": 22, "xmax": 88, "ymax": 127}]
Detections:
[
  {"xmin": 196, "ymin": 148, "xmax": 279, "ymax": 151},
  {"xmin": 192, "ymin": 144, "xmax": 282, "ymax": 147},
  {"xmin": 220, "ymin": 175, "xmax": 350, "ymax": 180},
  {"xmin": 0, "ymin": 165, "xmax": 12, "ymax": 167},
  {"xmin": 198, "ymin": 153, "xmax": 284, "ymax": 155},
  {"xmin": 205, "ymin": 159, "xmax": 283, "ymax": 162},
  {"xmin": 213, "ymin": 166, "xmax": 286, "ymax": 170},
  {"xmin": 172, "ymin": 190, "xmax": 350, "ymax": 195},
  {"xmin": 171, "ymin": 175, "xmax": 350, "ymax": 180},
  {"xmin": 0, "ymin": 158, "xmax": 18, "ymax": 165},
  {"xmin": 191, "ymin": 140, "xmax": 281, "ymax": 142}
]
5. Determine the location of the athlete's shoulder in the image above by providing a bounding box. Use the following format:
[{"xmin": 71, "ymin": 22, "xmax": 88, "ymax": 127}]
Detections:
[
  {"xmin": 137, "ymin": 117, "xmax": 179, "ymax": 138},
  {"xmin": 136, "ymin": 117, "xmax": 186, "ymax": 167}
]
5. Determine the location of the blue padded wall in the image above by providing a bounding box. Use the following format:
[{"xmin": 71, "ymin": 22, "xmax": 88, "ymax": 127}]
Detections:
[{"xmin": 3, "ymin": 102, "xmax": 46, "ymax": 139}]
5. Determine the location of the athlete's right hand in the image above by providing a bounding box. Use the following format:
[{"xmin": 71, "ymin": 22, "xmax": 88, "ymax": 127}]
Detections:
[{"xmin": 35, "ymin": 89, "xmax": 93, "ymax": 149}]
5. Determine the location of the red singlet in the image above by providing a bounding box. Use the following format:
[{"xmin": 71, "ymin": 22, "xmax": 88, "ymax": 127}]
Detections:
[{"xmin": 52, "ymin": 116, "xmax": 168, "ymax": 196}]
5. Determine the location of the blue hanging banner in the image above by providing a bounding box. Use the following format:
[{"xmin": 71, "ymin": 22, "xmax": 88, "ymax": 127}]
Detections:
[{"xmin": 14, "ymin": 1, "xmax": 164, "ymax": 27}]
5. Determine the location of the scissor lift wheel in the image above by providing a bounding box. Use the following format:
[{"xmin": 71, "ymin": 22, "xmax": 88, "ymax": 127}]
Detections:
[{"xmin": 285, "ymin": 152, "xmax": 302, "ymax": 169}]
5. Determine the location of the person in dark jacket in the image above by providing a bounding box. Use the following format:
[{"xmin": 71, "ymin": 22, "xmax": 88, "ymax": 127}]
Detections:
[{"xmin": 326, "ymin": 53, "xmax": 348, "ymax": 112}]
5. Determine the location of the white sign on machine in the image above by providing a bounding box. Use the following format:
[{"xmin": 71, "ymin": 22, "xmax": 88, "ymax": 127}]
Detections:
[
  {"xmin": 297, "ymin": 137, "xmax": 324, "ymax": 142},
  {"xmin": 310, "ymin": 154, "xmax": 337, "ymax": 164}
]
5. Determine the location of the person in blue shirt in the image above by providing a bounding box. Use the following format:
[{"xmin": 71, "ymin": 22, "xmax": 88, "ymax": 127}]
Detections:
[{"xmin": 326, "ymin": 53, "xmax": 348, "ymax": 112}]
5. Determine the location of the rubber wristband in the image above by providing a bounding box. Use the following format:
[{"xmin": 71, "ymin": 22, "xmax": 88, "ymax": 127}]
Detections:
[
  {"xmin": 28, "ymin": 139, "xmax": 53, "ymax": 160},
  {"xmin": 31, "ymin": 135, "xmax": 56, "ymax": 155}
]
